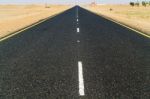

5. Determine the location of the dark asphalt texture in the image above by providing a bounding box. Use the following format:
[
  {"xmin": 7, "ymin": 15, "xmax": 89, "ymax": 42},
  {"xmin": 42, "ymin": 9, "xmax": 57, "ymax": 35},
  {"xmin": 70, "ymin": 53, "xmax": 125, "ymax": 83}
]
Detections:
[{"xmin": 0, "ymin": 6, "xmax": 150, "ymax": 99}]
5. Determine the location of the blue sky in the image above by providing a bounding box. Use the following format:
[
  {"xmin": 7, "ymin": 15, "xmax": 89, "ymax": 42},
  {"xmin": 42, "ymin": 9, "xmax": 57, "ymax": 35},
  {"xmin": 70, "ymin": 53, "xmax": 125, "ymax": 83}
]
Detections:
[{"xmin": 0, "ymin": 0, "xmax": 138, "ymax": 4}]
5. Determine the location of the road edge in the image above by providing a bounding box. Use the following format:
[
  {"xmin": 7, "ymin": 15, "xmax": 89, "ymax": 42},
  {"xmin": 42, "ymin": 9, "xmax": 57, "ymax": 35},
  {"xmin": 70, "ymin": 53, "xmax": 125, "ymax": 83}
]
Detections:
[
  {"xmin": 0, "ymin": 7, "xmax": 73, "ymax": 42},
  {"xmin": 81, "ymin": 6, "xmax": 150, "ymax": 39}
]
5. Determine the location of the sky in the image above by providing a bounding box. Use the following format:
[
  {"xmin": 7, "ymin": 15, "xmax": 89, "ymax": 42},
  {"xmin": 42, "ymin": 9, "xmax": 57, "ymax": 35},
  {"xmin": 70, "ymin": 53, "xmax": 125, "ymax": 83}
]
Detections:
[{"xmin": 0, "ymin": 0, "xmax": 139, "ymax": 4}]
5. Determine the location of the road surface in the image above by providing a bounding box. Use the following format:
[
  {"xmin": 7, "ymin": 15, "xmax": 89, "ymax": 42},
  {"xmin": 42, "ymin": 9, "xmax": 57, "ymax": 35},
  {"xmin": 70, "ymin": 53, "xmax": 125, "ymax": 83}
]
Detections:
[{"xmin": 0, "ymin": 6, "xmax": 150, "ymax": 99}]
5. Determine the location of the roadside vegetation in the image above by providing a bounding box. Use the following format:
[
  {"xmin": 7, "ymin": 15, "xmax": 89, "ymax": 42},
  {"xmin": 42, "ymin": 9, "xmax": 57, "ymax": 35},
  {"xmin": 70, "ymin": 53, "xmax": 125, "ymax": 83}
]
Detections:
[{"xmin": 130, "ymin": 1, "xmax": 150, "ymax": 7}]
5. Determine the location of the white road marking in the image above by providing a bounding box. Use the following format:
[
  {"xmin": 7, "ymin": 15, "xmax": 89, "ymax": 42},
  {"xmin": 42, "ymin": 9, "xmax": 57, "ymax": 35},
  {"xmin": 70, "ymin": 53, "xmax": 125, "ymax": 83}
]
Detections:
[
  {"xmin": 78, "ymin": 61, "xmax": 85, "ymax": 96},
  {"xmin": 77, "ymin": 19, "xmax": 79, "ymax": 22},
  {"xmin": 77, "ymin": 40, "xmax": 80, "ymax": 43},
  {"xmin": 77, "ymin": 28, "xmax": 80, "ymax": 33}
]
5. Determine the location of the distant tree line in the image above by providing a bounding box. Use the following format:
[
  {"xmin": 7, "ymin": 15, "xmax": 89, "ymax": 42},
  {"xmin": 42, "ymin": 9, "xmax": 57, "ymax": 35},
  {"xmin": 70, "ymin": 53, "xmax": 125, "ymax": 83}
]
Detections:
[{"xmin": 130, "ymin": 1, "xmax": 150, "ymax": 7}]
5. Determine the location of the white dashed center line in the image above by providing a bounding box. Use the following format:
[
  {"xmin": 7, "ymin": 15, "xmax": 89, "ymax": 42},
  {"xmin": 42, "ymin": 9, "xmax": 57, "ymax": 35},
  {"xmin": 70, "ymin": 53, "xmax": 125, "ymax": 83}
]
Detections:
[
  {"xmin": 78, "ymin": 61, "xmax": 85, "ymax": 96},
  {"xmin": 76, "ymin": 7, "xmax": 84, "ymax": 96},
  {"xmin": 77, "ymin": 28, "xmax": 80, "ymax": 33},
  {"xmin": 77, "ymin": 40, "xmax": 80, "ymax": 43}
]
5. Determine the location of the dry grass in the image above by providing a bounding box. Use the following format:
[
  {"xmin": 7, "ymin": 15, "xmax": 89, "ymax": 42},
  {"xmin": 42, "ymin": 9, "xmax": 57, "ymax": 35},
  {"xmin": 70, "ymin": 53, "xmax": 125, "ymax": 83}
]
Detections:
[
  {"xmin": 84, "ymin": 5, "xmax": 150, "ymax": 36},
  {"xmin": 0, "ymin": 5, "xmax": 71, "ymax": 38}
]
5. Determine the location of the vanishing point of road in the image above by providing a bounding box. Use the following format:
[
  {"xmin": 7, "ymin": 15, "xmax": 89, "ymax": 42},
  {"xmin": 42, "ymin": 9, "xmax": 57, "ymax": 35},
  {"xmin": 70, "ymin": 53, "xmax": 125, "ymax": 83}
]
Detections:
[{"xmin": 0, "ymin": 6, "xmax": 150, "ymax": 99}]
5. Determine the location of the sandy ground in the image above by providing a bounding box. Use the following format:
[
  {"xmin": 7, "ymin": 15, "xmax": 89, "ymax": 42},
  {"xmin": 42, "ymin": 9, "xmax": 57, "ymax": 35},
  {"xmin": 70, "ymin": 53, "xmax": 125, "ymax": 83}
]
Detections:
[
  {"xmin": 83, "ymin": 5, "xmax": 150, "ymax": 36},
  {"xmin": 0, "ymin": 5, "xmax": 71, "ymax": 38}
]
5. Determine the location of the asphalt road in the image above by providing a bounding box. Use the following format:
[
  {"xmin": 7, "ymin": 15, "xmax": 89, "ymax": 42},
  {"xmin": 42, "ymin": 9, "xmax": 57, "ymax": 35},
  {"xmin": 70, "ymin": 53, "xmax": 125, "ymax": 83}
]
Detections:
[{"xmin": 0, "ymin": 6, "xmax": 150, "ymax": 99}]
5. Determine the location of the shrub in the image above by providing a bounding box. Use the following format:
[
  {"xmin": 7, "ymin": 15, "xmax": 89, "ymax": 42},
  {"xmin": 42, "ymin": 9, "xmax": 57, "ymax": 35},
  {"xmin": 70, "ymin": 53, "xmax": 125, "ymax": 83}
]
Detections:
[
  {"xmin": 130, "ymin": 2, "xmax": 135, "ymax": 7},
  {"xmin": 142, "ymin": 1, "xmax": 147, "ymax": 7},
  {"xmin": 135, "ymin": 2, "xmax": 140, "ymax": 6}
]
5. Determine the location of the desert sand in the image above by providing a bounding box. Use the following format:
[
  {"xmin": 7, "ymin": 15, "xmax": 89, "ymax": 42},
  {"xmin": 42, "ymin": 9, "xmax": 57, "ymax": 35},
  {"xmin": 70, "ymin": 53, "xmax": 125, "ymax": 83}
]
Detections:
[
  {"xmin": 84, "ymin": 5, "xmax": 150, "ymax": 36},
  {"xmin": 0, "ymin": 5, "xmax": 71, "ymax": 38}
]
